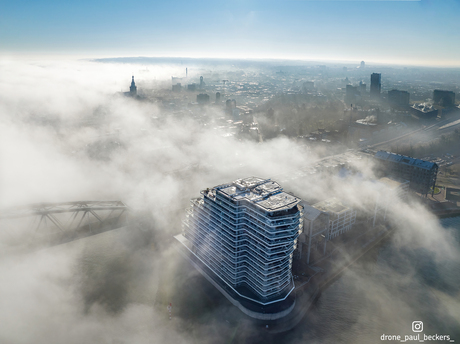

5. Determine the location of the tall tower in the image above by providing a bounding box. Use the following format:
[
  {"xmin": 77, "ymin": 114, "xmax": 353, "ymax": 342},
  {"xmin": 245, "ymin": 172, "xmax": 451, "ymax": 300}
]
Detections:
[
  {"xmin": 370, "ymin": 73, "xmax": 381, "ymax": 99},
  {"xmin": 178, "ymin": 177, "xmax": 303, "ymax": 316},
  {"xmin": 200, "ymin": 76, "xmax": 204, "ymax": 89},
  {"xmin": 130, "ymin": 76, "xmax": 137, "ymax": 96}
]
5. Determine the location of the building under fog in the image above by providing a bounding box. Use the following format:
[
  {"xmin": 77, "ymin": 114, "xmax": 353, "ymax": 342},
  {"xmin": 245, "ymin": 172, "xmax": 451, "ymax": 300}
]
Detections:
[
  {"xmin": 374, "ymin": 151, "xmax": 438, "ymax": 196},
  {"xmin": 388, "ymin": 89, "xmax": 410, "ymax": 108},
  {"xmin": 129, "ymin": 76, "xmax": 137, "ymax": 96},
  {"xmin": 176, "ymin": 177, "xmax": 303, "ymax": 319},
  {"xmin": 197, "ymin": 93, "xmax": 210, "ymax": 104},
  {"xmin": 433, "ymin": 90, "xmax": 455, "ymax": 108},
  {"xmin": 299, "ymin": 198, "xmax": 356, "ymax": 264},
  {"xmin": 372, "ymin": 177, "xmax": 409, "ymax": 227}
]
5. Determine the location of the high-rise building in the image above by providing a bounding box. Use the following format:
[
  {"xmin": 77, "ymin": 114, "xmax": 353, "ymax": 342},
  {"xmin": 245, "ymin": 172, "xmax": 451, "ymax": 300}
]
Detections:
[
  {"xmin": 216, "ymin": 92, "xmax": 221, "ymax": 103},
  {"xmin": 388, "ymin": 89, "xmax": 410, "ymax": 107},
  {"xmin": 360, "ymin": 61, "xmax": 365, "ymax": 69},
  {"xmin": 370, "ymin": 73, "xmax": 381, "ymax": 99},
  {"xmin": 345, "ymin": 85, "xmax": 360, "ymax": 105},
  {"xmin": 129, "ymin": 76, "xmax": 137, "ymax": 96},
  {"xmin": 197, "ymin": 93, "xmax": 210, "ymax": 104},
  {"xmin": 433, "ymin": 90, "xmax": 455, "ymax": 108},
  {"xmin": 359, "ymin": 81, "xmax": 366, "ymax": 95},
  {"xmin": 176, "ymin": 177, "xmax": 303, "ymax": 319}
]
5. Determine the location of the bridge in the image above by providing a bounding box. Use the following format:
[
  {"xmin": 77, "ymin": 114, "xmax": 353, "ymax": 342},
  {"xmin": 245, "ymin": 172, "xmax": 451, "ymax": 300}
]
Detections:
[{"xmin": 0, "ymin": 201, "xmax": 129, "ymax": 247}]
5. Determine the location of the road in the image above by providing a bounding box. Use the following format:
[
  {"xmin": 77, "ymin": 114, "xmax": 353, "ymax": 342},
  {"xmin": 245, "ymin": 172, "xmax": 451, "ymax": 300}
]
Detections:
[{"xmin": 367, "ymin": 112, "xmax": 460, "ymax": 151}]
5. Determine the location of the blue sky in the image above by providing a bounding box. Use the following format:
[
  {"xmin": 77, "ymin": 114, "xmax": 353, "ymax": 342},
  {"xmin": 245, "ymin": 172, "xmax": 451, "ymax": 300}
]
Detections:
[{"xmin": 1, "ymin": 0, "xmax": 459, "ymax": 66}]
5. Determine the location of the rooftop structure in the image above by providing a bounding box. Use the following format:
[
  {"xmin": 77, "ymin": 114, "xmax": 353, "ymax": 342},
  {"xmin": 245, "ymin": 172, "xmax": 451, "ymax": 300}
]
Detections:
[
  {"xmin": 374, "ymin": 151, "xmax": 438, "ymax": 196},
  {"xmin": 176, "ymin": 177, "xmax": 304, "ymax": 319},
  {"xmin": 410, "ymin": 103, "xmax": 438, "ymax": 120}
]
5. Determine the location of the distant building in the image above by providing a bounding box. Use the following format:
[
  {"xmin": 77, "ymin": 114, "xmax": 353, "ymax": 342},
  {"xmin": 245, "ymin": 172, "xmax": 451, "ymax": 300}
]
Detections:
[
  {"xmin": 226, "ymin": 99, "xmax": 237, "ymax": 115},
  {"xmin": 345, "ymin": 85, "xmax": 361, "ymax": 105},
  {"xmin": 187, "ymin": 83, "xmax": 197, "ymax": 91},
  {"xmin": 129, "ymin": 76, "xmax": 137, "ymax": 96},
  {"xmin": 199, "ymin": 76, "xmax": 205, "ymax": 89},
  {"xmin": 360, "ymin": 61, "xmax": 365, "ymax": 69},
  {"xmin": 359, "ymin": 81, "xmax": 366, "ymax": 95},
  {"xmin": 433, "ymin": 90, "xmax": 455, "ymax": 108},
  {"xmin": 374, "ymin": 151, "xmax": 438, "ymax": 196},
  {"xmin": 370, "ymin": 73, "xmax": 381, "ymax": 99},
  {"xmin": 410, "ymin": 103, "xmax": 438, "ymax": 121},
  {"xmin": 176, "ymin": 177, "xmax": 303, "ymax": 319},
  {"xmin": 388, "ymin": 89, "xmax": 410, "ymax": 107},
  {"xmin": 172, "ymin": 83, "xmax": 182, "ymax": 92},
  {"xmin": 216, "ymin": 92, "xmax": 221, "ymax": 103},
  {"xmin": 197, "ymin": 93, "xmax": 210, "ymax": 104}
]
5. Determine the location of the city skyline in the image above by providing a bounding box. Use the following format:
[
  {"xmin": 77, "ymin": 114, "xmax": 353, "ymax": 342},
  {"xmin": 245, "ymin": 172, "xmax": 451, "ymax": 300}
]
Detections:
[{"xmin": 1, "ymin": 0, "xmax": 460, "ymax": 67}]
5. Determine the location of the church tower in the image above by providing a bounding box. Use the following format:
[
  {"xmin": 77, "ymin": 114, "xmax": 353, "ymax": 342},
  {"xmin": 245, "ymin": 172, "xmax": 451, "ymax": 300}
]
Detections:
[{"xmin": 130, "ymin": 76, "xmax": 137, "ymax": 96}]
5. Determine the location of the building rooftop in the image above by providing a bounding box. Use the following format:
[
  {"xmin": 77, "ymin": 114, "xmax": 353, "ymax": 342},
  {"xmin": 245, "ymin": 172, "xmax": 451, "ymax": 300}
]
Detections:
[
  {"xmin": 312, "ymin": 197, "xmax": 350, "ymax": 214},
  {"xmin": 375, "ymin": 151, "xmax": 437, "ymax": 170},
  {"xmin": 216, "ymin": 177, "xmax": 300, "ymax": 211}
]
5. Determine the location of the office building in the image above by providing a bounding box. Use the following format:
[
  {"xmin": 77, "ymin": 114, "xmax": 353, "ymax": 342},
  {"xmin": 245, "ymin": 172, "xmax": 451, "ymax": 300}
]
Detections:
[
  {"xmin": 345, "ymin": 85, "xmax": 360, "ymax": 105},
  {"xmin": 197, "ymin": 93, "xmax": 210, "ymax": 104},
  {"xmin": 359, "ymin": 81, "xmax": 366, "ymax": 95},
  {"xmin": 176, "ymin": 177, "xmax": 303, "ymax": 319},
  {"xmin": 433, "ymin": 90, "xmax": 455, "ymax": 108},
  {"xmin": 312, "ymin": 198, "xmax": 356, "ymax": 240},
  {"xmin": 388, "ymin": 89, "xmax": 410, "ymax": 107},
  {"xmin": 374, "ymin": 151, "xmax": 438, "ymax": 196},
  {"xmin": 299, "ymin": 203, "xmax": 329, "ymax": 264},
  {"xmin": 172, "ymin": 83, "xmax": 182, "ymax": 92},
  {"xmin": 370, "ymin": 73, "xmax": 381, "ymax": 99},
  {"xmin": 299, "ymin": 198, "xmax": 356, "ymax": 264}
]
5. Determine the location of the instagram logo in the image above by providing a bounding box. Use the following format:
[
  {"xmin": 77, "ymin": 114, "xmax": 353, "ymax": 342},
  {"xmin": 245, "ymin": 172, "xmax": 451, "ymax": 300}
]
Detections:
[{"xmin": 412, "ymin": 321, "xmax": 423, "ymax": 333}]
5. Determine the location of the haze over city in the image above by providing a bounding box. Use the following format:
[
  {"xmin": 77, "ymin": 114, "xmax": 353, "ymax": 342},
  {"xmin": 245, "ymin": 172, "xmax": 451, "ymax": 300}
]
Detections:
[{"xmin": 1, "ymin": 1, "xmax": 459, "ymax": 344}]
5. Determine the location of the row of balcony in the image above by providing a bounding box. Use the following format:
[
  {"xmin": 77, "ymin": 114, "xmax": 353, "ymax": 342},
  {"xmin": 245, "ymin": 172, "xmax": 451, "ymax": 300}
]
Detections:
[
  {"xmin": 203, "ymin": 200, "xmax": 303, "ymax": 235},
  {"xmin": 191, "ymin": 240, "xmax": 292, "ymax": 297},
  {"xmin": 187, "ymin": 214, "xmax": 299, "ymax": 259},
  {"xmin": 196, "ymin": 203, "xmax": 302, "ymax": 244},
  {"xmin": 185, "ymin": 228, "xmax": 295, "ymax": 272}
]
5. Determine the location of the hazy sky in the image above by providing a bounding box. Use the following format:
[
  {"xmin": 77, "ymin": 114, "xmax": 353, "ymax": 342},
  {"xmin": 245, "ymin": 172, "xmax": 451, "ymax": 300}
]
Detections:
[{"xmin": 1, "ymin": 0, "xmax": 460, "ymax": 65}]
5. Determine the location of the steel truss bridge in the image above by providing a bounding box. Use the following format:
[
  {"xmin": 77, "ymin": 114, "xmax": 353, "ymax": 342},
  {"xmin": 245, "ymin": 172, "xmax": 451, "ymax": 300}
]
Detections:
[{"xmin": 0, "ymin": 201, "xmax": 129, "ymax": 246}]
